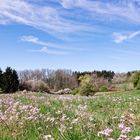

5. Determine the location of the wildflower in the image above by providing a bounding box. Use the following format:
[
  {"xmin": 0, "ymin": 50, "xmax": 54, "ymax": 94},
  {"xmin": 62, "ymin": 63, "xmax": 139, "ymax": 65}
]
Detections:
[
  {"xmin": 121, "ymin": 127, "xmax": 131, "ymax": 134},
  {"xmin": 98, "ymin": 128, "xmax": 113, "ymax": 136},
  {"xmin": 118, "ymin": 123, "xmax": 131, "ymax": 134},
  {"xmin": 118, "ymin": 123, "xmax": 125, "ymax": 129},
  {"xmin": 117, "ymin": 134, "xmax": 127, "ymax": 140},
  {"xmin": 133, "ymin": 136, "xmax": 140, "ymax": 140},
  {"xmin": 43, "ymin": 135, "xmax": 54, "ymax": 140},
  {"xmin": 71, "ymin": 118, "xmax": 78, "ymax": 124},
  {"xmin": 107, "ymin": 138, "xmax": 114, "ymax": 140}
]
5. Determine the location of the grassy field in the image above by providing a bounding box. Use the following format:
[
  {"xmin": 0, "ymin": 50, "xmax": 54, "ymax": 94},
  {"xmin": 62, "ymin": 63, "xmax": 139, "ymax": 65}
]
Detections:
[{"xmin": 0, "ymin": 90, "xmax": 140, "ymax": 140}]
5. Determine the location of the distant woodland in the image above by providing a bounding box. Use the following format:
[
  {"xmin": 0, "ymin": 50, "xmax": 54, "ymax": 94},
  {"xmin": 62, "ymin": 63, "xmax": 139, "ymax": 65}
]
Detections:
[{"xmin": 0, "ymin": 67, "xmax": 140, "ymax": 95}]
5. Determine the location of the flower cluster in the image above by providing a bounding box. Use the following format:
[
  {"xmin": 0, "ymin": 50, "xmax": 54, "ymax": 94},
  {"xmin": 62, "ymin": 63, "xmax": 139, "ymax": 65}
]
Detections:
[
  {"xmin": 0, "ymin": 95, "xmax": 42, "ymax": 136},
  {"xmin": 98, "ymin": 128, "xmax": 113, "ymax": 136},
  {"xmin": 98, "ymin": 116, "xmax": 140, "ymax": 140}
]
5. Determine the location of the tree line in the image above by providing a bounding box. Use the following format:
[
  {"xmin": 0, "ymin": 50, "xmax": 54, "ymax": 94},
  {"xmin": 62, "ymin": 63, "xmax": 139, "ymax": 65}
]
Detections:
[
  {"xmin": 1, "ymin": 66, "xmax": 140, "ymax": 94},
  {"xmin": 18, "ymin": 69, "xmax": 115, "ymax": 91}
]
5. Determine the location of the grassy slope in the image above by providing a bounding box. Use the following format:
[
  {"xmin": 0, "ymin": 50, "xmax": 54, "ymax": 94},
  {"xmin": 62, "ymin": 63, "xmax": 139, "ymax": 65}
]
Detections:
[{"xmin": 0, "ymin": 90, "xmax": 140, "ymax": 140}]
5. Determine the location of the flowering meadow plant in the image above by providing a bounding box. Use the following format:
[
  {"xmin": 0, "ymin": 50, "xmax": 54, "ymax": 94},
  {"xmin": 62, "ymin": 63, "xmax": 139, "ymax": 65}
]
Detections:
[{"xmin": 0, "ymin": 90, "xmax": 140, "ymax": 139}]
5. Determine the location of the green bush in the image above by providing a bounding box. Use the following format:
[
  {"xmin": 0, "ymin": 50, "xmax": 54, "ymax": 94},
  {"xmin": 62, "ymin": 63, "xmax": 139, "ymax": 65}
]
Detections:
[
  {"xmin": 131, "ymin": 72, "xmax": 140, "ymax": 89},
  {"xmin": 79, "ymin": 82, "xmax": 95, "ymax": 96},
  {"xmin": 78, "ymin": 74, "xmax": 96, "ymax": 96},
  {"xmin": 72, "ymin": 88, "xmax": 80, "ymax": 95},
  {"xmin": 99, "ymin": 86, "xmax": 108, "ymax": 92}
]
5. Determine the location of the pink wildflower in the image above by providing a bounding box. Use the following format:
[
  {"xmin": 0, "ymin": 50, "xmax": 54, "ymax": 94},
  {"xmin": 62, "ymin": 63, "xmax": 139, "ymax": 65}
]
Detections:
[
  {"xmin": 107, "ymin": 138, "xmax": 114, "ymax": 140},
  {"xmin": 98, "ymin": 128, "xmax": 113, "ymax": 136},
  {"xmin": 133, "ymin": 136, "xmax": 140, "ymax": 140},
  {"xmin": 118, "ymin": 123, "xmax": 125, "ymax": 129},
  {"xmin": 121, "ymin": 127, "xmax": 131, "ymax": 134}
]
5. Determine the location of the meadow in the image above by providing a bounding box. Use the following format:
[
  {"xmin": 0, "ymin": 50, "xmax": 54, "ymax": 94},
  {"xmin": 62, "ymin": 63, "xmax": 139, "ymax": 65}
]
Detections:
[{"xmin": 0, "ymin": 90, "xmax": 140, "ymax": 140}]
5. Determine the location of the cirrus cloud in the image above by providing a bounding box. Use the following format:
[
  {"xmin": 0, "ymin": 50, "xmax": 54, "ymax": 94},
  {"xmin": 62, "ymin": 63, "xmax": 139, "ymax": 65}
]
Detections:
[
  {"xmin": 21, "ymin": 35, "xmax": 87, "ymax": 55},
  {"xmin": 113, "ymin": 31, "xmax": 140, "ymax": 43},
  {"xmin": 0, "ymin": 0, "xmax": 92, "ymax": 35}
]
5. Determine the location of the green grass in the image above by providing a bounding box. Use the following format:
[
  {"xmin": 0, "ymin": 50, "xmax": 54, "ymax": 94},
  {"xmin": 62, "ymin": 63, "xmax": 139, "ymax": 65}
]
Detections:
[{"xmin": 0, "ymin": 90, "xmax": 140, "ymax": 140}]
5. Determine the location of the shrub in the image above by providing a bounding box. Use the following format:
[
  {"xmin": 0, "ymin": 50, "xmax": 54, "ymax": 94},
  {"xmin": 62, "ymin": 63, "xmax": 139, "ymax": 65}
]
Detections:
[
  {"xmin": 19, "ymin": 80, "xmax": 50, "ymax": 93},
  {"xmin": 131, "ymin": 72, "xmax": 140, "ymax": 89},
  {"xmin": 78, "ymin": 74, "xmax": 96, "ymax": 96},
  {"xmin": 72, "ymin": 88, "xmax": 79, "ymax": 95},
  {"xmin": 79, "ymin": 82, "xmax": 95, "ymax": 96},
  {"xmin": 99, "ymin": 86, "xmax": 108, "ymax": 92}
]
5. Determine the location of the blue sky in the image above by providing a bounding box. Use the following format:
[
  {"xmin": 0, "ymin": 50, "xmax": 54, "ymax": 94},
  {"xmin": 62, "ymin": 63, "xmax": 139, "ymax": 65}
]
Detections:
[{"xmin": 1, "ymin": 0, "xmax": 140, "ymax": 72}]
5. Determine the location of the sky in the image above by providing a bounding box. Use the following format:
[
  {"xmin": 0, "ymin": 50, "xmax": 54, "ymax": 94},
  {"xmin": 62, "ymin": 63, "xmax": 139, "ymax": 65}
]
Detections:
[{"xmin": 0, "ymin": 0, "xmax": 140, "ymax": 72}]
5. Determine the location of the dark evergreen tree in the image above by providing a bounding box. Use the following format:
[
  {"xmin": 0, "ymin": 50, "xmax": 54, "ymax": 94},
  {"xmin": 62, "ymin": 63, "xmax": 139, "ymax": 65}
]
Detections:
[
  {"xmin": 0, "ymin": 68, "xmax": 2, "ymax": 89},
  {"xmin": 0, "ymin": 68, "xmax": 2, "ymax": 75},
  {"xmin": 11, "ymin": 70, "xmax": 19, "ymax": 92},
  {"xmin": 1, "ymin": 67, "xmax": 19, "ymax": 93}
]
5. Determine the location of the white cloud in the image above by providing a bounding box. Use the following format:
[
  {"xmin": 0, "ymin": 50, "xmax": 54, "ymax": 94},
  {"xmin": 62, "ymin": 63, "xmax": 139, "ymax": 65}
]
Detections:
[
  {"xmin": 60, "ymin": 0, "xmax": 77, "ymax": 8},
  {"xmin": 29, "ymin": 46, "xmax": 69, "ymax": 55},
  {"xmin": 39, "ymin": 47, "xmax": 48, "ymax": 52},
  {"xmin": 21, "ymin": 35, "xmax": 86, "ymax": 51},
  {"xmin": 129, "ymin": 31, "xmax": 140, "ymax": 38},
  {"xmin": 60, "ymin": 0, "xmax": 140, "ymax": 24},
  {"xmin": 113, "ymin": 33, "xmax": 128, "ymax": 43},
  {"xmin": 0, "ymin": 0, "xmax": 91, "ymax": 34},
  {"xmin": 1, "ymin": 0, "xmax": 140, "ymax": 41},
  {"xmin": 21, "ymin": 35, "xmax": 51, "ymax": 47},
  {"xmin": 113, "ymin": 31, "xmax": 140, "ymax": 43},
  {"xmin": 21, "ymin": 35, "xmax": 62, "ymax": 48},
  {"xmin": 21, "ymin": 36, "xmax": 40, "ymax": 44},
  {"xmin": 21, "ymin": 35, "xmax": 87, "ymax": 55},
  {"xmin": 0, "ymin": 0, "xmax": 140, "ymax": 35}
]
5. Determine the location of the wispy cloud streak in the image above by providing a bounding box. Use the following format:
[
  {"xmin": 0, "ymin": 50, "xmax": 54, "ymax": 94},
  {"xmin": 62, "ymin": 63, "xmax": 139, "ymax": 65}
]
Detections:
[
  {"xmin": 0, "ymin": 0, "xmax": 92, "ymax": 35},
  {"xmin": 28, "ymin": 47, "xmax": 69, "ymax": 55},
  {"xmin": 113, "ymin": 31, "xmax": 140, "ymax": 43},
  {"xmin": 21, "ymin": 35, "xmax": 87, "ymax": 55},
  {"xmin": 1, "ymin": 0, "xmax": 140, "ymax": 36},
  {"xmin": 60, "ymin": 0, "xmax": 140, "ymax": 23},
  {"xmin": 21, "ymin": 35, "xmax": 85, "ymax": 51}
]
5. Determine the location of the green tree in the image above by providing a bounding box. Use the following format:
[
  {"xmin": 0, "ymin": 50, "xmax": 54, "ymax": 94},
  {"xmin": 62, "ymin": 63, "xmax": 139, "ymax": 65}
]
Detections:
[
  {"xmin": 0, "ymin": 68, "xmax": 2, "ymax": 75},
  {"xmin": 131, "ymin": 72, "xmax": 140, "ymax": 89},
  {"xmin": 78, "ymin": 74, "xmax": 95, "ymax": 96},
  {"xmin": 0, "ymin": 68, "xmax": 2, "ymax": 90},
  {"xmin": 1, "ymin": 67, "xmax": 19, "ymax": 93}
]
